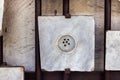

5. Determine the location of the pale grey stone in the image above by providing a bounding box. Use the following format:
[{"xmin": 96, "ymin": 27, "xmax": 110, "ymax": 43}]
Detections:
[
  {"xmin": 106, "ymin": 31, "xmax": 120, "ymax": 70},
  {"xmin": 0, "ymin": 0, "xmax": 4, "ymax": 35},
  {"xmin": 0, "ymin": 67, "xmax": 24, "ymax": 80},
  {"xmin": 38, "ymin": 16, "xmax": 95, "ymax": 71},
  {"xmin": 3, "ymin": 0, "xmax": 35, "ymax": 71}
]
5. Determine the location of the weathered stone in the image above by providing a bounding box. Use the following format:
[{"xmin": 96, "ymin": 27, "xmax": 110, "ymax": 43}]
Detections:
[
  {"xmin": 106, "ymin": 31, "xmax": 120, "ymax": 70},
  {"xmin": 3, "ymin": 0, "xmax": 35, "ymax": 71},
  {"xmin": 0, "ymin": 67, "xmax": 24, "ymax": 80},
  {"xmin": 3, "ymin": 0, "xmax": 120, "ymax": 72},
  {"xmin": 38, "ymin": 16, "xmax": 95, "ymax": 71}
]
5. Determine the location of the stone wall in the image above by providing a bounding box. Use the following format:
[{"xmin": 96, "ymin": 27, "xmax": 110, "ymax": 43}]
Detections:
[{"xmin": 2, "ymin": 0, "xmax": 120, "ymax": 71}]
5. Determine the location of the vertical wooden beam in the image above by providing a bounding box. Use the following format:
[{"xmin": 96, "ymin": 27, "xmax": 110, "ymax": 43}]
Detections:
[
  {"xmin": 35, "ymin": 0, "xmax": 42, "ymax": 80},
  {"xmin": 63, "ymin": 0, "xmax": 71, "ymax": 18},
  {"xmin": 105, "ymin": 0, "xmax": 111, "ymax": 80},
  {"xmin": 63, "ymin": 0, "xmax": 69, "ymax": 15},
  {"xmin": 105, "ymin": 0, "xmax": 111, "ymax": 30}
]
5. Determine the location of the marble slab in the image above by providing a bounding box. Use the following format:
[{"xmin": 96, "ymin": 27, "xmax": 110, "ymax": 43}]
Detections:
[
  {"xmin": 3, "ymin": 0, "xmax": 35, "ymax": 71},
  {"xmin": 106, "ymin": 31, "xmax": 120, "ymax": 70},
  {"xmin": 0, "ymin": 0, "xmax": 4, "ymax": 35},
  {"xmin": 38, "ymin": 16, "xmax": 95, "ymax": 71},
  {"xmin": 0, "ymin": 67, "xmax": 24, "ymax": 80}
]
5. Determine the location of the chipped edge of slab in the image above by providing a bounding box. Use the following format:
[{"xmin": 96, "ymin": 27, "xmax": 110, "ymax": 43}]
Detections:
[{"xmin": 0, "ymin": 67, "xmax": 24, "ymax": 80}]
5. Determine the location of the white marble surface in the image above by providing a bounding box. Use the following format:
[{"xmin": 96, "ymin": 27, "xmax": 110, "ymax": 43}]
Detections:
[
  {"xmin": 0, "ymin": 67, "xmax": 24, "ymax": 80},
  {"xmin": 38, "ymin": 16, "xmax": 95, "ymax": 71},
  {"xmin": 106, "ymin": 31, "xmax": 120, "ymax": 70},
  {"xmin": 3, "ymin": 0, "xmax": 35, "ymax": 71},
  {"xmin": 0, "ymin": 0, "xmax": 4, "ymax": 35}
]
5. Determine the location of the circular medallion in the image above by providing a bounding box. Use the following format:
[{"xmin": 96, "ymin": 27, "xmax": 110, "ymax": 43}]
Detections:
[{"xmin": 58, "ymin": 35, "xmax": 76, "ymax": 52}]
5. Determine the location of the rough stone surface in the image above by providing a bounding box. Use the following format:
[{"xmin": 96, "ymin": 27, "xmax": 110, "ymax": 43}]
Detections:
[
  {"xmin": 106, "ymin": 31, "xmax": 120, "ymax": 70},
  {"xmin": 0, "ymin": 67, "xmax": 24, "ymax": 80},
  {"xmin": 2, "ymin": 0, "xmax": 104, "ymax": 72},
  {"xmin": 2, "ymin": 0, "xmax": 120, "ymax": 72},
  {"xmin": 38, "ymin": 16, "xmax": 95, "ymax": 71},
  {"xmin": 3, "ymin": 0, "xmax": 35, "ymax": 71}
]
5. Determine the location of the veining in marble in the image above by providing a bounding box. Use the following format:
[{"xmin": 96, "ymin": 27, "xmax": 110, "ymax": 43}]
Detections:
[
  {"xmin": 0, "ymin": 67, "xmax": 24, "ymax": 80},
  {"xmin": 38, "ymin": 16, "xmax": 95, "ymax": 71},
  {"xmin": 3, "ymin": 0, "xmax": 35, "ymax": 71}
]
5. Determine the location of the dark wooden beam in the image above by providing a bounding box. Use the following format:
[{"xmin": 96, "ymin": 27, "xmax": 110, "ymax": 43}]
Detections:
[
  {"xmin": 105, "ymin": 0, "xmax": 111, "ymax": 30},
  {"xmin": 63, "ymin": 0, "xmax": 71, "ymax": 18},
  {"xmin": 25, "ymin": 72, "xmax": 35, "ymax": 80},
  {"xmin": 63, "ymin": 0, "xmax": 69, "ymax": 15},
  {"xmin": 35, "ymin": 0, "xmax": 42, "ymax": 80},
  {"xmin": 104, "ymin": 0, "xmax": 111, "ymax": 80}
]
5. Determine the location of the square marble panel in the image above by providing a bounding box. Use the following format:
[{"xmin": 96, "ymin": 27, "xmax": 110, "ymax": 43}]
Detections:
[
  {"xmin": 106, "ymin": 31, "xmax": 120, "ymax": 70},
  {"xmin": 0, "ymin": 67, "xmax": 24, "ymax": 80},
  {"xmin": 38, "ymin": 16, "xmax": 95, "ymax": 71}
]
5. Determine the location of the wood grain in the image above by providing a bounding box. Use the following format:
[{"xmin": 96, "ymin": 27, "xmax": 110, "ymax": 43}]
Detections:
[
  {"xmin": 42, "ymin": 0, "xmax": 63, "ymax": 15},
  {"xmin": 111, "ymin": 0, "xmax": 120, "ymax": 30}
]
